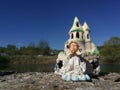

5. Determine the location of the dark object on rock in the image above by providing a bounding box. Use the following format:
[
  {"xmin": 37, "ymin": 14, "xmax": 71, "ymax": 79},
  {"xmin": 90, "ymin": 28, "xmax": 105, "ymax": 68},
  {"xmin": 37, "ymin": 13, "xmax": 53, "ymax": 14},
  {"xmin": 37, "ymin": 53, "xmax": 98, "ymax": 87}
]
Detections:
[
  {"xmin": 115, "ymin": 77, "xmax": 120, "ymax": 82},
  {"xmin": 57, "ymin": 60, "xmax": 63, "ymax": 69},
  {"xmin": 99, "ymin": 72, "xmax": 109, "ymax": 76},
  {"xmin": 0, "ymin": 71, "xmax": 15, "ymax": 76}
]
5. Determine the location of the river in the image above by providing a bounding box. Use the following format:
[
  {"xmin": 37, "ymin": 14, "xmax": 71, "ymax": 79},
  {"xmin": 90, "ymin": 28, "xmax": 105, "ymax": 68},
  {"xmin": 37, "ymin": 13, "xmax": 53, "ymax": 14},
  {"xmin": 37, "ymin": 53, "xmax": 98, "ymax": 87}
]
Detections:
[{"xmin": 0, "ymin": 64, "xmax": 120, "ymax": 73}]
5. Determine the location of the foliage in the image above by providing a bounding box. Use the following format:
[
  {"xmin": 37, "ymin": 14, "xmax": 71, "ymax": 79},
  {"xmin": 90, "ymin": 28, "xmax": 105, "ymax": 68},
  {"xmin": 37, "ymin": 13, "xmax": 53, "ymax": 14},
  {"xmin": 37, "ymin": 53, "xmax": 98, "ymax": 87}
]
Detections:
[
  {"xmin": 0, "ymin": 56, "xmax": 10, "ymax": 65},
  {"xmin": 0, "ymin": 40, "xmax": 60, "ymax": 65},
  {"xmin": 100, "ymin": 36, "xmax": 120, "ymax": 63},
  {"xmin": 104, "ymin": 37, "xmax": 120, "ymax": 46},
  {"xmin": 37, "ymin": 40, "xmax": 51, "ymax": 55},
  {"xmin": 0, "ymin": 40, "xmax": 53, "ymax": 56}
]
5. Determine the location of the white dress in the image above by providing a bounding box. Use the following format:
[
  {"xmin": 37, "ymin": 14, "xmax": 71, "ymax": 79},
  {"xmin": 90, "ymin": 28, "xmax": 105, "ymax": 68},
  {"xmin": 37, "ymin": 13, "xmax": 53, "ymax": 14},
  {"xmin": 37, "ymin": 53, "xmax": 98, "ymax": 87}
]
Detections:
[{"xmin": 60, "ymin": 55, "xmax": 90, "ymax": 81}]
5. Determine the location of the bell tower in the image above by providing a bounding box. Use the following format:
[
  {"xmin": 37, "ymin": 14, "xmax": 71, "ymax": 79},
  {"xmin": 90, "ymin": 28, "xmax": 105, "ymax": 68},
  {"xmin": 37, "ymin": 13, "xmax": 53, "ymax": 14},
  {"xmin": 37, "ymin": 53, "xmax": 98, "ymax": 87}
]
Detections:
[
  {"xmin": 82, "ymin": 22, "xmax": 92, "ymax": 52},
  {"xmin": 68, "ymin": 17, "xmax": 85, "ymax": 52}
]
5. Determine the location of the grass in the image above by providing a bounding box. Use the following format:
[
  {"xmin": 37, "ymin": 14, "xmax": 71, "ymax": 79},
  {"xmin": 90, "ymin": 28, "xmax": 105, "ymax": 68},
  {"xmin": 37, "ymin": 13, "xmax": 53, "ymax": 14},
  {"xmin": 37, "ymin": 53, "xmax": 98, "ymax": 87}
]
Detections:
[{"xmin": 8, "ymin": 55, "xmax": 57, "ymax": 64}]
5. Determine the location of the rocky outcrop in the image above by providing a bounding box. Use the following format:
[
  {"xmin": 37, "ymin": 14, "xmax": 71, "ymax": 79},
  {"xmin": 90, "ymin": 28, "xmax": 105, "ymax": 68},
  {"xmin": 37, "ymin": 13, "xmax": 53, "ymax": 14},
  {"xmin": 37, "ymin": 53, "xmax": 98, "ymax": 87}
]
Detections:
[{"xmin": 0, "ymin": 72, "xmax": 120, "ymax": 90}]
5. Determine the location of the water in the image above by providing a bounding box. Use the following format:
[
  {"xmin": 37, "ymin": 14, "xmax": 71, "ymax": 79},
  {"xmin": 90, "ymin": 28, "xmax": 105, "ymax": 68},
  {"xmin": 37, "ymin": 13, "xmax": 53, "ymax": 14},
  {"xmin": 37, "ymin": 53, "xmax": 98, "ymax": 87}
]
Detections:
[
  {"xmin": 100, "ymin": 64, "xmax": 120, "ymax": 73},
  {"xmin": 0, "ymin": 64, "xmax": 120, "ymax": 73},
  {"xmin": 0, "ymin": 64, "xmax": 54, "ymax": 73}
]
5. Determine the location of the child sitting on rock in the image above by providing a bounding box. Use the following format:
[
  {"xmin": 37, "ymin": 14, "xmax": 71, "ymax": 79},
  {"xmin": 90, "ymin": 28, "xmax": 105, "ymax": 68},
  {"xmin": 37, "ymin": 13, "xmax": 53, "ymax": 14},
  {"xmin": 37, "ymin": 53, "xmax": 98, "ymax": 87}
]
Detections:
[{"xmin": 55, "ymin": 41, "xmax": 90, "ymax": 81}]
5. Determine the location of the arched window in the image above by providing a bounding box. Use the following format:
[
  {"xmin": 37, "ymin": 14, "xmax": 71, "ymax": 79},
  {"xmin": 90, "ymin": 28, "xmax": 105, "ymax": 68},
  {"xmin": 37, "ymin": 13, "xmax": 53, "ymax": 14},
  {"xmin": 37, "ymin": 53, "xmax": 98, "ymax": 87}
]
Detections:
[
  {"xmin": 87, "ymin": 34, "xmax": 89, "ymax": 39},
  {"xmin": 76, "ymin": 32, "xmax": 79, "ymax": 38},
  {"xmin": 76, "ymin": 22, "xmax": 79, "ymax": 27},
  {"xmin": 81, "ymin": 33, "xmax": 83, "ymax": 39},
  {"xmin": 71, "ymin": 33, "xmax": 73, "ymax": 39}
]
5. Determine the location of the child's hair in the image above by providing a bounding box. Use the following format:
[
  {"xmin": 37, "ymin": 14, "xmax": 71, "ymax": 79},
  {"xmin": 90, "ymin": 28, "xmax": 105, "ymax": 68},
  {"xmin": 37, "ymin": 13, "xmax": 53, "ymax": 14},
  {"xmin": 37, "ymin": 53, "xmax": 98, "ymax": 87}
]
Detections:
[{"xmin": 67, "ymin": 41, "xmax": 80, "ymax": 49}]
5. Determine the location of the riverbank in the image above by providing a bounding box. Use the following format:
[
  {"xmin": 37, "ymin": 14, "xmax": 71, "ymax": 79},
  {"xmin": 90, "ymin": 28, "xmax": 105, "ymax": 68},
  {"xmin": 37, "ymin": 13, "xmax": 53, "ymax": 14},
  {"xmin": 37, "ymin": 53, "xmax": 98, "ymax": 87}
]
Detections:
[
  {"xmin": 0, "ymin": 72, "xmax": 120, "ymax": 90},
  {"xmin": 1, "ymin": 55, "xmax": 120, "ymax": 65},
  {"xmin": 8, "ymin": 56, "xmax": 57, "ymax": 64},
  {"xmin": 1, "ymin": 63, "xmax": 120, "ymax": 73}
]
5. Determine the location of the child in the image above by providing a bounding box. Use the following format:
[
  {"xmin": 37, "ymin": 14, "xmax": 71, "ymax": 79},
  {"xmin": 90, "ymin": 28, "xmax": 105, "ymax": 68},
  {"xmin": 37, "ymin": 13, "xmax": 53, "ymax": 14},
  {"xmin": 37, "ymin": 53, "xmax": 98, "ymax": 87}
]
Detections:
[{"xmin": 55, "ymin": 41, "xmax": 90, "ymax": 81}]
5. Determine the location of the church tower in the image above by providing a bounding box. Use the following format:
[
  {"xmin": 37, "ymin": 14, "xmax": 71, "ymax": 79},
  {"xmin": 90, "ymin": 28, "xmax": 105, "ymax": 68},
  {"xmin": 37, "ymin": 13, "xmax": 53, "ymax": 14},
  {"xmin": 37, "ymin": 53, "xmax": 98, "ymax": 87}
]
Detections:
[
  {"xmin": 82, "ymin": 22, "xmax": 90, "ymax": 42},
  {"xmin": 82, "ymin": 22, "xmax": 99, "ymax": 55},
  {"xmin": 82, "ymin": 22, "xmax": 92, "ymax": 52},
  {"xmin": 68, "ymin": 17, "xmax": 85, "ymax": 51}
]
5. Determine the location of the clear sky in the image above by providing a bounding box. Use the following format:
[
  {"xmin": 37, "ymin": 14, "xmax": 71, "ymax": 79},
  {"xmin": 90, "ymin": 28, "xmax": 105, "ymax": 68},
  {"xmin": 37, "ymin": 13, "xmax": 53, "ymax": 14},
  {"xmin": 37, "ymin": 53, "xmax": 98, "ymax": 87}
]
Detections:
[{"xmin": 0, "ymin": 0, "xmax": 120, "ymax": 50}]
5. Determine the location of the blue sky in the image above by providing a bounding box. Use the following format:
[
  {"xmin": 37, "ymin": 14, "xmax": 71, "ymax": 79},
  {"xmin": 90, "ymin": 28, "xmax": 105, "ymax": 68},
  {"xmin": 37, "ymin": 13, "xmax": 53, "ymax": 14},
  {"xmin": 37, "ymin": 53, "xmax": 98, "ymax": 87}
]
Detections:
[{"xmin": 0, "ymin": 0, "xmax": 120, "ymax": 49}]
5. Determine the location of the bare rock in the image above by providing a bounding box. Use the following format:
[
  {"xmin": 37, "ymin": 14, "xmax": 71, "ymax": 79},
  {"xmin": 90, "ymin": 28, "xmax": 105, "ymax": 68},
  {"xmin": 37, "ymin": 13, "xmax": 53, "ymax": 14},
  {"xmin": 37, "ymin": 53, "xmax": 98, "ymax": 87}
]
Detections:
[
  {"xmin": 0, "ymin": 72, "xmax": 120, "ymax": 90},
  {"xmin": 100, "ymin": 73, "xmax": 120, "ymax": 82}
]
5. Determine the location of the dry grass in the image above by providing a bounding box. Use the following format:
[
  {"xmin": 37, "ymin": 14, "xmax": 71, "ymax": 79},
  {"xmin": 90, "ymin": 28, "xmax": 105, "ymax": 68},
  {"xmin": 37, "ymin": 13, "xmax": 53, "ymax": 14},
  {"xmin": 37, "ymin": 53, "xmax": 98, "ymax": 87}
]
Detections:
[{"xmin": 9, "ymin": 55, "xmax": 57, "ymax": 64}]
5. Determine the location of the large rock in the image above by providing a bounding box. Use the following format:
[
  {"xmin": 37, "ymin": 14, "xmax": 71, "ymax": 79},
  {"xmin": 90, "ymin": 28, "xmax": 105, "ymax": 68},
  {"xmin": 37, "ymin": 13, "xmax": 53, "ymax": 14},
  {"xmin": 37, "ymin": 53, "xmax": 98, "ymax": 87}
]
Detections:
[{"xmin": 0, "ymin": 72, "xmax": 120, "ymax": 90}]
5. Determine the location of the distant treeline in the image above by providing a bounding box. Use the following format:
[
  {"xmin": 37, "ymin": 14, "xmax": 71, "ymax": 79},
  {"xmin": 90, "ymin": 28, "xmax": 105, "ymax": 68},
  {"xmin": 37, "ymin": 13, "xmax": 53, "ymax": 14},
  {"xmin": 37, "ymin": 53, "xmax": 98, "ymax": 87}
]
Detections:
[
  {"xmin": 0, "ymin": 40, "xmax": 60, "ymax": 56},
  {"xmin": 0, "ymin": 37, "xmax": 120, "ymax": 64},
  {"xmin": 0, "ymin": 40, "xmax": 60, "ymax": 65}
]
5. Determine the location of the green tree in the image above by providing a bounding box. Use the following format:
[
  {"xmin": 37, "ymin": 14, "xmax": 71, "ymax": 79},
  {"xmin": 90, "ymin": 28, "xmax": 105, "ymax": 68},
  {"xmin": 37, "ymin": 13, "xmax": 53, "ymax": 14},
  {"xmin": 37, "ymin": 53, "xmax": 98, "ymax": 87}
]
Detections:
[
  {"xmin": 37, "ymin": 40, "xmax": 51, "ymax": 55},
  {"xmin": 104, "ymin": 36, "xmax": 120, "ymax": 46},
  {"xmin": 100, "ymin": 36, "xmax": 120, "ymax": 63},
  {"xmin": 27, "ymin": 42, "xmax": 38, "ymax": 55},
  {"xmin": 0, "ymin": 47, "xmax": 6, "ymax": 53},
  {"xmin": 6, "ymin": 44, "xmax": 18, "ymax": 55}
]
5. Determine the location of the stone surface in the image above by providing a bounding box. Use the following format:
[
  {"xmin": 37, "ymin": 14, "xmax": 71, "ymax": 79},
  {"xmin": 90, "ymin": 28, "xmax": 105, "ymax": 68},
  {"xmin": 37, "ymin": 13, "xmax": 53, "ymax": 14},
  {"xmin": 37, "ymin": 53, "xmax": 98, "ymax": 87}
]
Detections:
[{"xmin": 0, "ymin": 72, "xmax": 120, "ymax": 90}]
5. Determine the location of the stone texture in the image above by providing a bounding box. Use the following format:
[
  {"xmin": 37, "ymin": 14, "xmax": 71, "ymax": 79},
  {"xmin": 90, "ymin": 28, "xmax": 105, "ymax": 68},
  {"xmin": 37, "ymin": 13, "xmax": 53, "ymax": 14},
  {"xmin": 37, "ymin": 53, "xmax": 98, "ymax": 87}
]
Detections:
[{"xmin": 0, "ymin": 72, "xmax": 120, "ymax": 90}]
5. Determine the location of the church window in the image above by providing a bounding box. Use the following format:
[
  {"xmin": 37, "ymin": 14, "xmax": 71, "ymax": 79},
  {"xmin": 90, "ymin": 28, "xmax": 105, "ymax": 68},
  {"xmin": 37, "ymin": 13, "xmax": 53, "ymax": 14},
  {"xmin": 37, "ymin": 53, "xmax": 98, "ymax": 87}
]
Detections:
[
  {"xmin": 82, "ymin": 33, "xmax": 83, "ymax": 39},
  {"xmin": 76, "ymin": 32, "xmax": 79, "ymax": 38},
  {"xmin": 76, "ymin": 22, "xmax": 79, "ymax": 27},
  {"xmin": 87, "ymin": 34, "xmax": 89, "ymax": 39},
  {"xmin": 71, "ymin": 33, "xmax": 74, "ymax": 39}
]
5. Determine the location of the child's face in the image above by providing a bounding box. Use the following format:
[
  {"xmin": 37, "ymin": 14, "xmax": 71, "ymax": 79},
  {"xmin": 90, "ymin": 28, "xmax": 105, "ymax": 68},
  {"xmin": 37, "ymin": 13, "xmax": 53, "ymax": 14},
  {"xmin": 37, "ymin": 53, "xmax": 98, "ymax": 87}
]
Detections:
[{"xmin": 69, "ymin": 42, "xmax": 79, "ymax": 54}]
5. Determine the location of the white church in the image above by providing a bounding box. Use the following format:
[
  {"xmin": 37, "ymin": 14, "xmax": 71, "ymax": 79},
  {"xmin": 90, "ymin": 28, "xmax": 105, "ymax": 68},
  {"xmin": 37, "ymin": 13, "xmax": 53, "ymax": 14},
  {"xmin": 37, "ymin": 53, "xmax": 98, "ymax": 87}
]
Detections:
[{"xmin": 65, "ymin": 16, "xmax": 99, "ymax": 55}]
